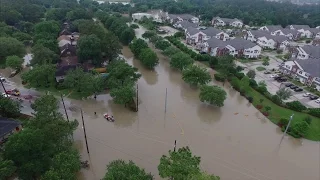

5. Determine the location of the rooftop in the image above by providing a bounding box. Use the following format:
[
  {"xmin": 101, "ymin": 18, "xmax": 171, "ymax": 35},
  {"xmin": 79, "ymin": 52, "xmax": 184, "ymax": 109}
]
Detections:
[
  {"xmin": 202, "ymin": 27, "xmax": 223, "ymax": 36},
  {"xmin": 227, "ymin": 38, "xmax": 258, "ymax": 49},
  {"xmin": 295, "ymin": 58, "xmax": 320, "ymax": 78},
  {"xmin": 300, "ymin": 45, "xmax": 320, "ymax": 58}
]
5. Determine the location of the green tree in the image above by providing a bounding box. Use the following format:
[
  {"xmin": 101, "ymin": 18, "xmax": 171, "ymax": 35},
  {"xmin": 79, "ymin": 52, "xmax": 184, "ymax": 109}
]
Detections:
[
  {"xmin": 163, "ymin": 46, "xmax": 180, "ymax": 56},
  {"xmin": 262, "ymin": 58, "xmax": 270, "ymax": 66},
  {"xmin": 158, "ymin": 146, "xmax": 201, "ymax": 180},
  {"xmin": 130, "ymin": 24, "xmax": 139, "ymax": 29},
  {"xmin": 34, "ymin": 20, "xmax": 60, "ymax": 38},
  {"xmin": 63, "ymin": 68, "xmax": 97, "ymax": 95},
  {"xmin": 139, "ymin": 48, "xmax": 159, "ymax": 69},
  {"xmin": 240, "ymin": 76, "xmax": 250, "ymax": 91},
  {"xmin": 120, "ymin": 28, "xmax": 135, "ymax": 45},
  {"xmin": 31, "ymin": 44, "xmax": 59, "ymax": 65},
  {"xmin": 6, "ymin": 55, "xmax": 23, "ymax": 70},
  {"xmin": 110, "ymin": 83, "xmax": 136, "ymax": 105},
  {"xmin": 246, "ymin": 70, "xmax": 256, "ymax": 79},
  {"xmin": 0, "ymin": 37, "xmax": 25, "ymax": 58},
  {"xmin": 199, "ymin": 85, "xmax": 227, "ymax": 107},
  {"xmin": 0, "ymin": 95, "xmax": 20, "ymax": 117},
  {"xmin": 142, "ymin": 31, "xmax": 157, "ymax": 39},
  {"xmin": 107, "ymin": 59, "xmax": 141, "ymax": 89},
  {"xmin": 77, "ymin": 34, "xmax": 102, "ymax": 65},
  {"xmin": 155, "ymin": 40, "xmax": 171, "ymax": 51},
  {"xmin": 21, "ymin": 64, "xmax": 56, "ymax": 87},
  {"xmin": 286, "ymin": 101, "xmax": 307, "ymax": 112},
  {"xmin": 188, "ymin": 171, "xmax": 220, "ymax": 180},
  {"xmin": 290, "ymin": 121, "xmax": 309, "ymax": 138},
  {"xmin": 12, "ymin": 32, "xmax": 32, "ymax": 44},
  {"xmin": 35, "ymin": 38, "xmax": 59, "ymax": 53},
  {"xmin": 129, "ymin": 38, "xmax": 148, "ymax": 57},
  {"xmin": 276, "ymin": 88, "xmax": 292, "ymax": 100},
  {"xmin": 66, "ymin": 8, "xmax": 92, "ymax": 21},
  {"xmin": 31, "ymin": 94, "xmax": 61, "ymax": 119},
  {"xmin": 170, "ymin": 52, "xmax": 194, "ymax": 71},
  {"xmin": 265, "ymin": 106, "xmax": 271, "ymax": 113},
  {"xmin": 103, "ymin": 160, "xmax": 153, "ymax": 180},
  {"xmin": 182, "ymin": 65, "xmax": 211, "ymax": 86},
  {"xmin": 0, "ymin": 160, "xmax": 16, "ymax": 180}
]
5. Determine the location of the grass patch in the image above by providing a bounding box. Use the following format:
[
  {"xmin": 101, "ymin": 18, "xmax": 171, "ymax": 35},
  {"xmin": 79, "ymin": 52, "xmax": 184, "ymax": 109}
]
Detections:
[
  {"xmin": 256, "ymin": 66, "xmax": 266, "ymax": 71},
  {"xmin": 247, "ymin": 88, "xmax": 320, "ymax": 141},
  {"xmin": 305, "ymin": 87, "xmax": 320, "ymax": 97},
  {"xmin": 290, "ymin": 79, "xmax": 305, "ymax": 87}
]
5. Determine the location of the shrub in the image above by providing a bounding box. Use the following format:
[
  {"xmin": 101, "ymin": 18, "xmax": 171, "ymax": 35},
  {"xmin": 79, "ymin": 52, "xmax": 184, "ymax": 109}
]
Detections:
[
  {"xmin": 279, "ymin": 118, "xmax": 289, "ymax": 127},
  {"xmin": 214, "ymin": 73, "xmax": 225, "ymax": 82},
  {"xmin": 230, "ymin": 77, "xmax": 241, "ymax": 90},
  {"xmin": 235, "ymin": 72, "xmax": 245, "ymax": 79},
  {"xmin": 249, "ymin": 79, "xmax": 258, "ymax": 87},
  {"xmin": 288, "ymin": 121, "xmax": 309, "ymax": 138},
  {"xmin": 130, "ymin": 24, "xmax": 139, "ymax": 29},
  {"xmin": 236, "ymin": 65, "xmax": 244, "ymax": 72},
  {"xmin": 276, "ymin": 49, "xmax": 283, "ymax": 54},
  {"xmin": 256, "ymin": 85, "xmax": 268, "ymax": 94},
  {"xmin": 307, "ymin": 108, "xmax": 320, "ymax": 118},
  {"xmin": 304, "ymin": 116, "xmax": 312, "ymax": 125},
  {"xmin": 256, "ymin": 105, "xmax": 263, "ymax": 109},
  {"xmin": 306, "ymin": 39, "xmax": 311, "ymax": 43},
  {"xmin": 247, "ymin": 96, "xmax": 253, "ymax": 103},
  {"xmin": 271, "ymin": 95, "xmax": 283, "ymax": 105},
  {"xmin": 286, "ymin": 101, "xmax": 307, "ymax": 112}
]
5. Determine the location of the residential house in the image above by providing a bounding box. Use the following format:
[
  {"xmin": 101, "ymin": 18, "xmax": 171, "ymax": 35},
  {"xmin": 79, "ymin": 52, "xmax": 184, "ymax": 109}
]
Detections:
[
  {"xmin": 185, "ymin": 27, "xmax": 205, "ymax": 45},
  {"xmin": 259, "ymin": 25, "xmax": 283, "ymax": 34},
  {"xmin": 202, "ymin": 27, "xmax": 229, "ymax": 41},
  {"xmin": 147, "ymin": 10, "xmax": 168, "ymax": 23},
  {"xmin": 316, "ymin": 26, "xmax": 320, "ymax": 29},
  {"xmin": 200, "ymin": 38, "xmax": 229, "ymax": 56},
  {"xmin": 132, "ymin": 13, "xmax": 153, "ymax": 21},
  {"xmin": 257, "ymin": 35, "xmax": 289, "ymax": 50},
  {"xmin": 211, "ymin": 17, "xmax": 243, "ymax": 28},
  {"xmin": 313, "ymin": 39, "xmax": 320, "ymax": 46},
  {"xmin": 286, "ymin": 25, "xmax": 310, "ymax": 31},
  {"xmin": 0, "ymin": 118, "xmax": 22, "ymax": 144},
  {"xmin": 299, "ymin": 28, "xmax": 320, "ymax": 39},
  {"xmin": 292, "ymin": 45, "xmax": 320, "ymax": 59},
  {"xmin": 57, "ymin": 34, "xmax": 79, "ymax": 47},
  {"xmin": 280, "ymin": 29, "xmax": 301, "ymax": 40},
  {"xmin": 60, "ymin": 43, "xmax": 77, "ymax": 57},
  {"xmin": 59, "ymin": 29, "xmax": 72, "ymax": 36},
  {"xmin": 168, "ymin": 14, "xmax": 199, "ymax": 24},
  {"xmin": 226, "ymin": 38, "xmax": 262, "ymax": 58},
  {"xmin": 280, "ymin": 58, "xmax": 320, "ymax": 91},
  {"xmin": 174, "ymin": 20, "xmax": 198, "ymax": 31},
  {"xmin": 244, "ymin": 30, "xmax": 270, "ymax": 42}
]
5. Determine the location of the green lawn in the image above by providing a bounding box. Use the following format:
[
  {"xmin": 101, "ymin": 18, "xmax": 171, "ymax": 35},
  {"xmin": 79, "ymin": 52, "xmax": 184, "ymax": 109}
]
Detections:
[
  {"xmin": 256, "ymin": 66, "xmax": 266, "ymax": 71},
  {"xmin": 248, "ymin": 88, "xmax": 320, "ymax": 141},
  {"xmin": 290, "ymin": 79, "xmax": 305, "ymax": 87}
]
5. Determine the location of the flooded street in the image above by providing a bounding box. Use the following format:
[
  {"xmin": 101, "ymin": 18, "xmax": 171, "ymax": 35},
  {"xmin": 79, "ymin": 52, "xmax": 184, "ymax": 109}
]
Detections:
[{"xmin": 1, "ymin": 25, "xmax": 319, "ymax": 180}]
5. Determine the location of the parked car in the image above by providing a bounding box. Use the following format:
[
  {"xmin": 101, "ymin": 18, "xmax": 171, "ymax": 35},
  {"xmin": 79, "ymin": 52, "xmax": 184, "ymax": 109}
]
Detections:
[
  {"xmin": 5, "ymin": 88, "xmax": 20, "ymax": 96},
  {"xmin": 264, "ymin": 71, "xmax": 271, "ymax": 74},
  {"xmin": 290, "ymin": 85, "xmax": 298, "ymax": 89},
  {"xmin": 285, "ymin": 83, "xmax": 294, "ymax": 87},
  {"xmin": 0, "ymin": 77, "xmax": 5, "ymax": 82},
  {"xmin": 1, "ymin": 93, "xmax": 11, "ymax": 98},
  {"xmin": 309, "ymin": 95, "xmax": 319, "ymax": 100},
  {"xmin": 270, "ymin": 74, "xmax": 279, "ymax": 78},
  {"xmin": 294, "ymin": 88, "xmax": 303, "ymax": 92},
  {"xmin": 315, "ymin": 99, "xmax": 320, "ymax": 104},
  {"xmin": 303, "ymin": 93, "xmax": 311, "ymax": 97},
  {"xmin": 277, "ymin": 77, "xmax": 287, "ymax": 82}
]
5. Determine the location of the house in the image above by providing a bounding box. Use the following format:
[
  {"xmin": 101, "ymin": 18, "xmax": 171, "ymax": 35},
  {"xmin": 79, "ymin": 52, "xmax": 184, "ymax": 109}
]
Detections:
[
  {"xmin": 226, "ymin": 38, "xmax": 262, "ymax": 58},
  {"xmin": 168, "ymin": 14, "xmax": 199, "ymax": 24},
  {"xmin": 200, "ymin": 38, "xmax": 229, "ymax": 56},
  {"xmin": 174, "ymin": 20, "xmax": 198, "ymax": 30},
  {"xmin": 244, "ymin": 30, "xmax": 270, "ymax": 42},
  {"xmin": 280, "ymin": 58, "xmax": 320, "ymax": 91},
  {"xmin": 0, "ymin": 118, "xmax": 22, "ymax": 144},
  {"xmin": 57, "ymin": 34, "xmax": 78, "ymax": 47},
  {"xmin": 211, "ymin": 17, "xmax": 243, "ymax": 28},
  {"xmin": 286, "ymin": 25, "xmax": 310, "ymax": 31},
  {"xmin": 313, "ymin": 39, "xmax": 320, "ymax": 46},
  {"xmin": 60, "ymin": 43, "xmax": 77, "ymax": 57},
  {"xmin": 280, "ymin": 29, "xmax": 301, "ymax": 40},
  {"xmin": 147, "ymin": 10, "xmax": 168, "ymax": 23},
  {"xmin": 293, "ymin": 45, "xmax": 320, "ymax": 60},
  {"xmin": 185, "ymin": 27, "xmax": 205, "ymax": 45},
  {"xmin": 132, "ymin": 13, "xmax": 153, "ymax": 21},
  {"xmin": 60, "ymin": 29, "xmax": 72, "ymax": 36},
  {"xmin": 259, "ymin": 25, "xmax": 283, "ymax": 32},
  {"xmin": 202, "ymin": 27, "xmax": 229, "ymax": 41},
  {"xmin": 257, "ymin": 35, "xmax": 289, "ymax": 50}
]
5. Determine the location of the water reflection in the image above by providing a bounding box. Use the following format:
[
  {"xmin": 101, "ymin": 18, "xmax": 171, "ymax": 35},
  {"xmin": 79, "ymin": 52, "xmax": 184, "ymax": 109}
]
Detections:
[
  {"xmin": 132, "ymin": 58, "xmax": 158, "ymax": 85},
  {"xmin": 197, "ymin": 103, "xmax": 222, "ymax": 124},
  {"xmin": 106, "ymin": 99, "xmax": 137, "ymax": 128}
]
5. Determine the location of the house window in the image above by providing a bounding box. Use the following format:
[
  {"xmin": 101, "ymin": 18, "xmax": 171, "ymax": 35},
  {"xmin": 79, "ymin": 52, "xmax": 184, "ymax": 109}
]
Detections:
[{"xmin": 254, "ymin": 50, "xmax": 258, "ymax": 53}]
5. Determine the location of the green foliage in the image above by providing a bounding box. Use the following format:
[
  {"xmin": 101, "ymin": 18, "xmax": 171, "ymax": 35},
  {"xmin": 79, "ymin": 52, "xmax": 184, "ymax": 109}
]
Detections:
[
  {"xmin": 110, "ymin": 83, "xmax": 136, "ymax": 105},
  {"xmin": 271, "ymin": 95, "xmax": 283, "ymax": 105},
  {"xmin": 6, "ymin": 55, "xmax": 23, "ymax": 70},
  {"xmin": 249, "ymin": 79, "xmax": 258, "ymax": 87},
  {"xmin": 163, "ymin": 46, "xmax": 180, "ymax": 56},
  {"xmin": 199, "ymin": 85, "xmax": 227, "ymax": 107},
  {"xmin": 66, "ymin": 8, "xmax": 92, "ymax": 21},
  {"xmin": 230, "ymin": 77, "xmax": 241, "ymax": 90},
  {"xmin": 21, "ymin": 64, "xmax": 56, "ymax": 87},
  {"xmin": 286, "ymin": 101, "xmax": 307, "ymax": 112},
  {"xmin": 12, "ymin": 32, "xmax": 32, "ymax": 44},
  {"xmin": 155, "ymin": 40, "xmax": 171, "ymax": 51},
  {"xmin": 262, "ymin": 58, "xmax": 269, "ymax": 66},
  {"xmin": 279, "ymin": 118, "xmax": 289, "ymax": 126},
  {"xmin": 0, "ymin": 160, "xmax": 16, "ymax": 180},
  {"xmin": 129, "ymin": 38, "xmax": 149, "ymax": 57},
  {"xmin": 31, "ymin": 44, "xmax": 59, "ymax": 65},
  {"xmin": 77, "ymin": 34, "xmax": 102, "ymax": 65},
  {"xmin": 130, "ymin": 24, "xmax": 139, "ymax": 29},
  {"xmin": 0, "ymin": 95, "xmax": 21, "ymax": 117},
  {"xmin": 34, "ymin": 20, "xmax": 60, "ymax": 39},
  {"xmin": 304, "ymin": 116, "xmax": 312, "ymax": 125},
  {"xmin": 214, "ymin": 73, "xmax": 226, "ymax": 82},
  {"xmin": 182, "ymin": 65, "xmax": 211, "ymax": 86},
  {"xmin": 158, "ymin": 146, "xmax": 201, "ymax": 180},
  {"xmin": 307, "ymin": 108, "xmax": 320, "ymax": 118},
  {"xmin": 120, "ymin": 28, "xmax": 135, "ymax": 45},
  {"xmin": 138, "ymin": 48, "xmax": 159, "ymax": 69},
  {"xmin": 142, "ymin": 31, "xmax": 157, "ymax": 39},
  {"xmin": 276, "ymin": 88, "xmax": 292, "ymax": 100},
  {"xmin": 246, "ymin": 70, "xmax": 256, "ymax": 79},
  {"xmin": 170, "ymin": 52, "xmax": 194, "ymax": 71},
  {"xmin": 103, "ymin": 160, "xmax": 153, "ymax": 180},
  {"xmin": 0, "ymin": 37, "xmax": 25, "ymax": 58},
  {"xmin": 289, "ymin": 121, "xmax": 309, "ymax": 138},
  {"xmin": 173, "ymin": 31, "xmax": 185, "ymax": 38},
  {"xmin": 265, "ymin": 106, "xmax": 271, "ymax": 112},
  {"xmin": 240, "ymin": 76, "xmax": 250, "ymax": 90}
]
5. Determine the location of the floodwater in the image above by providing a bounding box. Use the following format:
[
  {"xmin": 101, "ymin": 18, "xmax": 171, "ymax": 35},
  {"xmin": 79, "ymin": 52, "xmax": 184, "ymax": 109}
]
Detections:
[{"xmin": 0, "ymin": 25, "xmax": 319, "ymax": 180}]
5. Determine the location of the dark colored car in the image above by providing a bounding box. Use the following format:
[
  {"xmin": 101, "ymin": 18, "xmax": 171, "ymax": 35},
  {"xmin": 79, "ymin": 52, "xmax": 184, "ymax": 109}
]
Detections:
[
  {"xmin": 294, "ymin": 88, "xmax": 303, "ymax": 92},
  {"xmin": 309, "ymin": 95, "xmax": 319, "ymax": 100},
  {"xmin": 285, "ymin": 83, "xmax": 293, "ymax": 87},
  {"xmin": 264, "ymin": 71, "xmax": 271, "ymax": 74},
  {"xmin": 290, "ymin": 85, "xmax": 298, "ymax": 89},
  {"xmin": 277, "ymin": 77, "xmax": 287, "ymax": 82}
]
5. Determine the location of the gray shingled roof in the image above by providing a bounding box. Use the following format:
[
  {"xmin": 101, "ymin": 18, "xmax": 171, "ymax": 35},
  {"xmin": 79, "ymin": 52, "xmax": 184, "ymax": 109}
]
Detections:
[
  {"xmin": 281, "ymin": 29, "xmax": 299, "ymax": 35},
  {"xmin": 213, "ymin": 17, "xmax": 242, "ymax": 24},
  {"xmin": 170, "ymin": 14, "xmax": 196, "ymax": 20},
  {"xmin": 206, "ymin": 38, "xmax": 227, "ymax": 49},
  {"xmin": 269, "ymin": 35, "xmax": 288, "ymax": 43},
  {"xmin": 186, "ymin": 27, "xmax": 200, "ymax": 35},
  {"xmin": 201, "ymin": 27, "xmax": 223, "ymax": 36},
  {"xmin": 288, "ymin": 25, "xmax": 310, "ymax": 29},
  {"xmin": 177, "ymin": 20, "xmax": 198, "ymax": 29},
  {"xmin": 227, "ymin": 38, "xmax": 257, "ymax": 49},
  {"xmin": 308, "ymin": 28, "xmax": 320, "ymax": 34},
  {"xmin": 264, "ymin": 25, "xmax": 283, "ymax": 32},
  {"xmin": 295, "ymin": 59, "xmax": 320, "ymax": 78},
  {"xmin": 0, "ymin": 117, "xmax": 21, "ymax": 138},
  {"xmin": 250, "ymin": 30, "xmax": 271, "ymax": 38},
  {"xmin": 301, "ymin": 45, "xmax": 320, "ymax": 58}
]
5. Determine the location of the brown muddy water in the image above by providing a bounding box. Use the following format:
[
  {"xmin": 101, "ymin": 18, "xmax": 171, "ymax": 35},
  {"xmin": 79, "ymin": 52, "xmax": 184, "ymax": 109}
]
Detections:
[{"xmin": 0, "ymin": 25, "xmax": 319, "ymax": 180}]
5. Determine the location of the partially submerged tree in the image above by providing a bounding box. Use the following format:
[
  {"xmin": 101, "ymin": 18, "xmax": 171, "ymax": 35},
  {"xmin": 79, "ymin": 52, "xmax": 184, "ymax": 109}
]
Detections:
[
  {"xmin": 199, "ymin": 85, "xmax": 227, "ymax": 107},
  {"xmin": 182, "ymin": 65, "xmax": 211, "ymax": 86},
  {"xmin": 6, "ymin": 55, "xmax": 23, "ymax": 70},
  {"xmin": 138, "ymin": 48, "xmax": 159, "ymax": 69},
  {"xmin": 170, "ymin": 52, "xmax": 194, "ymax": 71}
]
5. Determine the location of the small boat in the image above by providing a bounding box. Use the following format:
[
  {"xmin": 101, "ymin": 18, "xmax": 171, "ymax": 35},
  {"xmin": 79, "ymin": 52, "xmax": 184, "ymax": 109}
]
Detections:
[{"xmin": 103, "ymin": 113, "xmax": 115, "ymax": 122}]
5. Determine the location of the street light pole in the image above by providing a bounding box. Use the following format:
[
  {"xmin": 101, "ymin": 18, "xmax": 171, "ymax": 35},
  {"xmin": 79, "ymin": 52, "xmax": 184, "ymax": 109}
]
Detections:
[
  {"xmin": 81, "ymin": 108, "xmax": 90, "ymax": 154},
  {"xmin": 280, "ymin": 114, "xmax": 294, "ymax": 144},
  {"xmin": 60, "ymin": 94, "xmax": 69, "ymax": 122},
  {"xmin": 0, "ymin": 79, "xmax": 7, "ymax": 94}
]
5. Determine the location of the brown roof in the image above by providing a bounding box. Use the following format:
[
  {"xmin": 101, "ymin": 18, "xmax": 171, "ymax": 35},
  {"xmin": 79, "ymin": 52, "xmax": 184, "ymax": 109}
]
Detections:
[{"xmin": 59, "ymin": 56, "xmax": 78, "ymax": 67}]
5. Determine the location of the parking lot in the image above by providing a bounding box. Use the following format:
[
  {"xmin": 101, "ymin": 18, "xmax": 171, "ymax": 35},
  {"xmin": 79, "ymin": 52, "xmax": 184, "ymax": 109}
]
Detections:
[{"xmin": 237, "ymin": 59, "xmax": 320, "ymax": 108}]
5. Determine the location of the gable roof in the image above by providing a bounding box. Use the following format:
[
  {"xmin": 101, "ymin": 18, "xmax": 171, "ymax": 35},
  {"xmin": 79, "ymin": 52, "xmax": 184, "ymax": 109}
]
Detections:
[
  {"xmin": 295, "ymin": 58, "xmax": 320, "ymax": 78},
  {"xmin": 250, "ymin": 30, "xmax": 270, "ymax": 38},
  {"xmin": 177, "ymin": 20, "xmax": 198, "ymax": 29},
  {"xmin": 60, "ymin": 43, "xmax": 76, "ymax": 54},
  {"xmin": 269, "ymin": 35, "xmax": 288, "ymax": 43},
  {"xmin": 262, "ymin": 25, "xmax": 283, "ymax": 32},
  {"xmin": 169, "ymin": 14, "xmax": 196, "ymax": 20},
  {"xmin": 220, "ymin": 17, "xmax": 242, "ymax": 23},
  {"xmin": 227, "ymin": 38, "xmax": 258, "ymax": 49},
  {"xmin": 60, "ymin": 29, "xmax": 71, "ymax": 36},
  {"xmin": 281, "ymin": 28, "xmax": 299, "ymax": 35},
  {"xmin": 307, "ymin": 28, "xmax": 320, "ymax": 34},
  {"xmin": 186, "ymin": 27, "xmax": 200, "ymax": 35},
  {"xmin": 287, "ymin": 25, "xmax": 310, "ymax": 30},
  {"xmin": 206, "ymin": 38, "xmax": 227, "ymax": 49},
  {"xmin": 202, "ymin": 27, "xmax": 223, "ymax": 36},
  {"xmin": 0, "ymin": 117, "xmax": 21, "ymax": 138},
  {"xmin": 301, "ymin": 45, "xmax": 320, "ymax": 58}
]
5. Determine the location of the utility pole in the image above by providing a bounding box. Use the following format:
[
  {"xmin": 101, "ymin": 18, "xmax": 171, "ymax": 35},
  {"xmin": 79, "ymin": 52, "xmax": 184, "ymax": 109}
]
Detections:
[
  {"xmin": 164, "ymin": 88, "xmax": 168, "ymax": 114},
  {"xmin": 136, "ymin": 84, "xmax": 138, "ymax": 112},
  {"xmin": 280, "ymin": 114, "xmax": 294, "ymax": 145},
  {"xmin": 60, "ymin": 94, "xmax": 69, "ymax": 122},
  {"xmin": 0, "ymin": 79, "xmax": 7, "ymax": 94},
  {"xmin": 174, "ymin": 140, "xmax": 177, "ymax": 152},
  {"xmin": 81, "ymin": 109, "xmax": 90, "ymax": 154}
]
